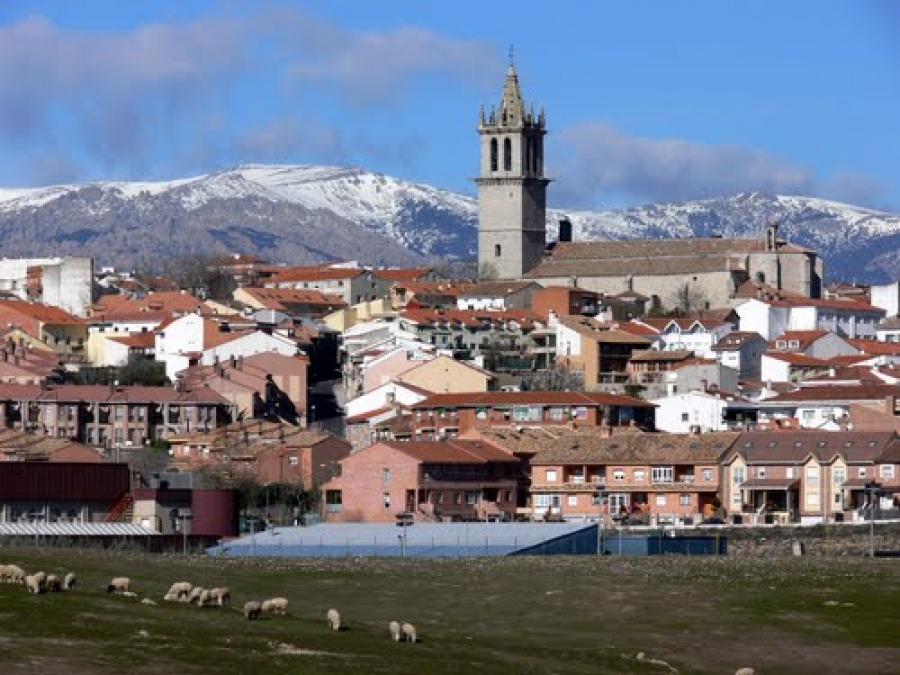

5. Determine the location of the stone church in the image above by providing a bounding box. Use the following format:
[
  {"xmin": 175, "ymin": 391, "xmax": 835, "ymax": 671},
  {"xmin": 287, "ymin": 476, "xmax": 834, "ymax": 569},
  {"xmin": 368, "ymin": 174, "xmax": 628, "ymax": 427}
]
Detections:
[{"xmin": 476, "ymin": 63, "xmax": 824, "ymax": 310}]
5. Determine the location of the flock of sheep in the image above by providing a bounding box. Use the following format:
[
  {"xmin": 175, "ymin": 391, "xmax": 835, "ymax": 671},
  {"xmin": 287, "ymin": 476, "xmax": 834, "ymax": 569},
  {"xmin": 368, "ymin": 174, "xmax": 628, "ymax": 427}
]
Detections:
[{"xmin": 2, "ymin": 561, "xmax": 419, "ymax": 644}]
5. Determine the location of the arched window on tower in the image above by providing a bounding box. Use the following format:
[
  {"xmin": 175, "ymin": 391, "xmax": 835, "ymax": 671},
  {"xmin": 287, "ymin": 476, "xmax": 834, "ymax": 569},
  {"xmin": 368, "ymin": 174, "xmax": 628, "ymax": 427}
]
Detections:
[
  {"xmin": 524, "ymin": 139, "xmax": 531, "ymax": 175},
  {"xmin": 490, "ymin": 139, "xmax": 498, "ymax": 172},
  {"xmin": 495, "ymin": 244, "xmax": 502, "ymax": 258},
  {"xmin": 503, "ymin": 138, "xmax": 512, "ymax": 172},
  {"xmin": 532, "ymin": 139, "xmax": 540, "ymax": 174}
]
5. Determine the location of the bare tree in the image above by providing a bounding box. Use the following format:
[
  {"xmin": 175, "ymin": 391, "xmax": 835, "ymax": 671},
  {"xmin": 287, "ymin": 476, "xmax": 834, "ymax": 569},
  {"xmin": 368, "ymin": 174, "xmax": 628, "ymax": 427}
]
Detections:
[
  {"xmin": 519, "ymin": 365, "xmax": 584, "ymax": 391},
  {"xmin": 667, "ymin": 283, "xmax": 709, "ymax": 317}
]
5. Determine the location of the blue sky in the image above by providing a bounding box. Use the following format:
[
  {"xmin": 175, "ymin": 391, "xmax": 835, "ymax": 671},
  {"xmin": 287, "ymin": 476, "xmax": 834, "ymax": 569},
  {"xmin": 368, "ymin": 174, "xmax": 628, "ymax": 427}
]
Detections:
[{"xmin": 0, "ymin": 0, "xmax": 898, "ymax": 211}]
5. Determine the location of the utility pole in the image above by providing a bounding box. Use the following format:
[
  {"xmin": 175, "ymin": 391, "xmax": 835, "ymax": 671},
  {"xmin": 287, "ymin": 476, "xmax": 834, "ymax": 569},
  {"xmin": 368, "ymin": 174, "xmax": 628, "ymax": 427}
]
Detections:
[
  {"xmin": 865, "ymin": 481, "xmax": 882, "ymax": 558},
  {"xmin": 595, "ymin": 488, "xmax": 606, "ymax": 555}
]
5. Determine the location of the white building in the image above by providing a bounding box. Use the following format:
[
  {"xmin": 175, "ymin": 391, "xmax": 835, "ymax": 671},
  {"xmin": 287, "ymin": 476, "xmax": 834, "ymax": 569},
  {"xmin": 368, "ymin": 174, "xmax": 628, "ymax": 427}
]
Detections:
[
  {"xmin": 0, "ymin": 256, "xmax": 93, "ymax": 317},
  {"xmin": 736, "ymin": 297, "xmax": 886, "ymax": 341},
  {"xmin": 871, "ymin": 281, "xmax": 900, "ymax": 318},
  {"xmin": 651, "ymin": 390, "xmax": 756, "ymax": 433}
]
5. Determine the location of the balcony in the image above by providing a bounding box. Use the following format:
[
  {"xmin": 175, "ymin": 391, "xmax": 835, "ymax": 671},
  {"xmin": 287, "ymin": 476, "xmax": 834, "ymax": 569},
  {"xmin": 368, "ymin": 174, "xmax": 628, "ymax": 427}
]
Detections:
[{"xmin": 531, "ymin": 478, "xmax": 606, "ymax": 493}]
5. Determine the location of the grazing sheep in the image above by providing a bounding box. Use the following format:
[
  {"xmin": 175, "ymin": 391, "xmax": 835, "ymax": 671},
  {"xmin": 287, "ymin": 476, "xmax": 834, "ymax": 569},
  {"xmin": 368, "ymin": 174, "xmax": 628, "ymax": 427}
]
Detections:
[
  {"xmin": 188, "ymin": 586, "xmax": 206, "ymax": 604},
  {"xmin": 0, "ymin": 564, "xmax": 10, "ymax": 583},
  {"xmin": 389, "ymin": 621, "xmax": 401, "ymax": 642},
  {"xmin": 401, "ymin": 622, "xmax": 417, "ymax": 643},
  {"xmin": 25, "ymin": 574, "xmax": 42, "ymax": 594},
  {"xmin": 167, "ymin": 581, "xmax": 193, "ymax": 600},
  {"xmin": 209, "ymin": 587, "xmax": 231, "ymax": 606},
  {"xmin": 261, "ymin": 597, "xmax": 289, "ymax": 615},
  {"xmin": 197, "ymin": 589, "xmax": 213, "ymax": 607},
  {"xmin": 734, "ymin": 670, "xmax": 755, "ymax": 675},
  {"xmin": 243, "ymin": 600, "xmax": 262, "ymax": 620},
  {"xmin": 7, "ymin": 565, "xmax": 26, "ymax": 585},
  {"xmin": 63, "ymin": 572, "xmax": 76, "ymax": 591},
  {"xmin": 326, "ymin": 608, "xmax": 340, "ymax": 631},
  {"xmin": 163, "ymin": 592, "xmax": 179, "ymax": 602},
  {"xmin": 33, "ymin": 571, "xmax": 47, "ymax": 590},
  {"xmin": 121, "ymin": 590, "xmax": 138, "ymax": 598},
  {"xmin": 106, "ymin": 577, "xmax": 130, "ymax": 594},
  {"xmin": 45, "ymin": 574, "xmax": 62, "ymax": 592}
]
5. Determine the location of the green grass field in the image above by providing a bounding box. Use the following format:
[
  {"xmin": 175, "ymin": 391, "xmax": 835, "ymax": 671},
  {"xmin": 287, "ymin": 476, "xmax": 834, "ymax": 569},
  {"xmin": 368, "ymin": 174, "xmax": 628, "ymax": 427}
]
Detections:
[{"xmin": 0, "ymin": 547, "xmax": 898, "ymax": 674}]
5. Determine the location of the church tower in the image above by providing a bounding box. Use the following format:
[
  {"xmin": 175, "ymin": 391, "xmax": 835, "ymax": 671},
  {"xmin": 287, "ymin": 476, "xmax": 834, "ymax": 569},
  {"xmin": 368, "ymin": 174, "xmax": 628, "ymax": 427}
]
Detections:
[{"xmin": 476, "ymin": 57, "xmax": 549, "ymax": 280}]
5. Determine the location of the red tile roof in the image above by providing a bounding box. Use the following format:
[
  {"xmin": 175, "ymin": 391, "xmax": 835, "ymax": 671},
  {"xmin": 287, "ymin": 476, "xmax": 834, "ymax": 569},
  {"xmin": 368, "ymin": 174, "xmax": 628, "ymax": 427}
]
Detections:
[
  {"xmin": 381, "ymin": 439, "xmax": 519, "ymax": 464},
  {"xmin": 0, "ymin": 300, "xmax": 82, "ymax": 325},
  {"xmin": 371, "ymin": 267, "xmax": 435, "ymax": 281},
  {"xmin": 411, "ymin": 390, "xmax": 654, "ymax": 409},
  {"xmin": 765, "ymin": 384, "xmax": 900, "ymax": 403}
]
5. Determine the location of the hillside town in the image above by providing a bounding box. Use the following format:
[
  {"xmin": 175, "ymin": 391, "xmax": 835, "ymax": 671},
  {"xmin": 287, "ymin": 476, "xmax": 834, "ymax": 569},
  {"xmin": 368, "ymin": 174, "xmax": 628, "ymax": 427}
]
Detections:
[{"xmin": 0, "ymin": 62, "xmax": 896, "ymax": 553}]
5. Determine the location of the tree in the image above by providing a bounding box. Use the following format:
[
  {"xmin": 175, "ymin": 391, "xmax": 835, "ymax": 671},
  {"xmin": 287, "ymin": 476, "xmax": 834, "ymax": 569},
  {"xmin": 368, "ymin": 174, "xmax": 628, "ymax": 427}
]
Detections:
[
  {"xmin": 154, "ymin": 253, "xmax": 237, "ymax": 302},
  {"xmin": 667, "ymin": 283, "xmax": 709, "ymax": 317},
  {"xmin": 477, "ymin": 261, "xmax": 499, "ymax": 280},
  {"xmin": 519, "ymin": 364, "xmax": 584, "ymax": 391},
  {"xmin": 68, "ymin": 354, "xmax": 168, "ymax": 386}
]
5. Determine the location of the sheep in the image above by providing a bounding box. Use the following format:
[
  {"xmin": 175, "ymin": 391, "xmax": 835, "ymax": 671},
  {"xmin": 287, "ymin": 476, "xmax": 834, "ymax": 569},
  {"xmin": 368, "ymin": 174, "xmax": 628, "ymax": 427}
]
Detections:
[
  {"xmin": 326, "ymin": 608, "xmax": 340, "ymax": 631},
  {"xmin": 0, "ymin": 564, "xmax": 10, "ymax": 583},
  {"xmin": 389, "ymin": 621, "xmax": 401, "ymax": 642},
  {"xmin": 25, "ymin": 574, "xmax": 42, "ymax": 594},
  {"xmin": 401, "ymin": 622, "xmax": 417, "ymax": 643},
  {"xmin": 734, "ymin": 669, "xmax": 755, "ymax": 675},
  {"xmin": 166, "ymin": 581, "xmax": 193, "ymax": 600},
  {"xmin": 209, "ymin": 587, "xmax": 231, "ymax": 606},
  {"xmin": 121, "ymin": 590, "xmax": 138, "ymax": 598},
  {"xmin": 188, "ymin": 586, "xmax": 206, "ymax": 604},
  {"xmin": 45, "ymin": 574, "xmax": 62, "ymax": 592},
  {"xmin": 106, "ymin": 577, "xmax": 130, "ymax": 594},
  {"xmin": 243, "ymin": 600, "xmax": 262, "ymax": 620},
  {"xmin": 7, "ymin": 565, "xmax": 26, "ymax": 585},
  {"xmin": 196, "ymin": 589, "xmax": 213, "ymax": 608},
  {"xmin": 261, "ymin": 597, "xmax": 289, "ymax": 616},
  {"xmin": 63, "ymin": 572, "xmax": 76, "ymax": 591},
  {"xmin": 163, "ymin": 592, "xmax": 179, "ymax": 602},
  {"xmin": 33, "ymin": 571, "xmax": 47, "ymax": 590}
]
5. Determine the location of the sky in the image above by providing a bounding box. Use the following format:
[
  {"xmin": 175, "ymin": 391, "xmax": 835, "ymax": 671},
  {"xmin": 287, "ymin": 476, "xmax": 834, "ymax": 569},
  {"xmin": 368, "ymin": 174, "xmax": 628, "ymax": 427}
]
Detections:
[{"xmin": 0, "ymin": 0, "xmax": 898, "ymax": 211}]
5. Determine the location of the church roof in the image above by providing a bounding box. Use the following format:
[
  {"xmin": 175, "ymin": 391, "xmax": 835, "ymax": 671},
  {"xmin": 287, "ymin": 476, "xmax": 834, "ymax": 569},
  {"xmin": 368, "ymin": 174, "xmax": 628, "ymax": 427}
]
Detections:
[{"xmin": 498, "ymin": 64, "xmax": 526, "ymax": 124}]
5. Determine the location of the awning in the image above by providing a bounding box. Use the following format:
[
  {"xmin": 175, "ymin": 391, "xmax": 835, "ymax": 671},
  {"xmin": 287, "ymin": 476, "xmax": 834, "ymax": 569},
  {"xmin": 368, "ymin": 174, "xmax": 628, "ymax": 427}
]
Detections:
[{"xmin": 739, "ymin": 478, "xmax": 800, "ymax": 490}]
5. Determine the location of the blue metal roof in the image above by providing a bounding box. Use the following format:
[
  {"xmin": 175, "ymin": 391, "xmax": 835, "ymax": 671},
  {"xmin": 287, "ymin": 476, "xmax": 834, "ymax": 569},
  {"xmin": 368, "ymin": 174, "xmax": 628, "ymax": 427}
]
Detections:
[{"xmin": 207, "ymin": 521, "xmax": 595, "ymax": 558}]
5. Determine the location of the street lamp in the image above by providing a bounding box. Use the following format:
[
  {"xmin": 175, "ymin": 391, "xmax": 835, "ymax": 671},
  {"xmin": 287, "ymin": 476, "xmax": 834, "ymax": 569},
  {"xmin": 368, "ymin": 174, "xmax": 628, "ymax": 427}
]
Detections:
[
  {"xmin": 174, "ymin": 510, "xmax": 193, "ymax": 555},
  {"xmin": 595, "ymin": 488, "xmax": 606, "ymax": 555},
  {"xmin": 865, "ymin": 480, "xmax": 882, "ymax": 558}
]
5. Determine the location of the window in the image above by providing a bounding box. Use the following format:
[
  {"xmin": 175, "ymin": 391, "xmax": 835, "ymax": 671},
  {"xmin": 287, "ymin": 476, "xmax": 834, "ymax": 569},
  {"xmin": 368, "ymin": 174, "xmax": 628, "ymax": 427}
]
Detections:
[
  {"xmin": 858, "ymin": 467, "xmax": 867, "ymax": 478},
  {"xmin": 490, "ymin": 138, "xmax": 498, "ymax": 172},
  {"xmin": 382, "ymin": 468, "xmax": 391, "ymax": 485},
  {"xmin": 701, "ymin": 469, "xmax": 713, "ymax": 482},
  {"xmin": 503, "ymin": 137, "xmax": 512, "ymax": 171},
  {"xmin": 806, "ymin": 466, "xmax": 820, "ymax": 482},
  {"xmin": 567, "ymin": 495, "xmax": 578, "ymax": 507},
  {"xmin": 833, "ymin": 467, "xmax": 845, "ymax": 485},
  {"xmin": 802, "ymin": 410, "xmax": 815, "ymax": 421},
  {"xmin": 545, "ymin": 469, "xmax": 557, "ymax": 482},
  {"xmin": 757, "ymin": 467, "xmax": 767, "ymax": 479},
  {"xmin": 681, "ymin": 413, "xmax": 689, "ymax": 422},
  {"xmin": 655, "ymin": 494, "xmax": 667, "ymax": 506},
  {"xmin": 613, "ymin": 470, "xmax": 625, "ymax": 482},
  {"xmin": 679, "ymin": 495, "xmax": 691, "ymax": 506},
  {"xmin": 288, "ymin": 456, "xmax": 298, "ymax": 466},
  {"xmin": 881, "ymin": 465, "xmax": 895, "ymax": 479},
  {"xmin": 786, "ymin": 467, "xmax": 794, "ymax": 479},
  {"xmin": 550, "ymin": 407, "xmax": 566, "ymax": 422},
  {"xmin": 382, "ymin": 492, "xmax": 391, "ymax": 509},
  {"xmin": 733, "ymin": 467, "xmax": 745, "ymax": 484},
  {"xmin": 495, "ymin": 244, "xmax": 502, "ymax": 258},
  {"xmin": 651, "ymin": 467, "xmax": 674, "ymax": 484},
  {"xmin": 465, "ymin": 492, "xmax": 478, "ymax": 505},
  {"xmin": 633, "ymin": 470, "xmax": 646, "ymax": 482}
]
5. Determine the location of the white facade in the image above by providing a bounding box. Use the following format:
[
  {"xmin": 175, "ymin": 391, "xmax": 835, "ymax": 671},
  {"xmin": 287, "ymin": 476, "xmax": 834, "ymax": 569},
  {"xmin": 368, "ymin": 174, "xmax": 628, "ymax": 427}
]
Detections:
[
  {"xmin": 737, "ymin": 298, "xmax": 885, "ymax": 340},
  {"xmin": 345, "ymin": 381, "xmax": 429, "ymax": 419},
  {"xmin": 760, "ymin": 354, "xmax": 799, "ymax": 383},
  {"xmin": 736, "ymin": 299, "xmax": 790, "ymax": 341},
  {"xmin": 871, "ymin": 282, "xmax": 900, "ymax": 318},
  {"xmin": 0, "ymin": 256, "xmax": 93, "ymax": 317},
  {"xmin": 652, "ymin": 322, "xmax": 732, "ymax": 358},
  {"xmin": 555, "ymin": 321, "xmax": 584, "ymax": 359},
  {"xmin": 650, "ymin": 391, "xmax": 750, "ymax": 433}
]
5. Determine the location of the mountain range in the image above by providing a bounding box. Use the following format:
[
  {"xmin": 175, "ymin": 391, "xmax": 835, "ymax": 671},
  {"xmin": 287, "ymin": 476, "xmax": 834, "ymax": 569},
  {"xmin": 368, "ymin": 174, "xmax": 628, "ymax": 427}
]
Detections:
[{"xmin": 0, "ymin": 164, "xmax": 897, "ymax": 283}]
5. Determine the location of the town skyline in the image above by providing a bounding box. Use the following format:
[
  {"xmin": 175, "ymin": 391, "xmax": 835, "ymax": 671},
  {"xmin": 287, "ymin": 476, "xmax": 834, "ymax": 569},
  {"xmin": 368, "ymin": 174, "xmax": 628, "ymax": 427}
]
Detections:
[{"xmin": 0, "ymin": 1, "xmax": 898, "ymax": 213}]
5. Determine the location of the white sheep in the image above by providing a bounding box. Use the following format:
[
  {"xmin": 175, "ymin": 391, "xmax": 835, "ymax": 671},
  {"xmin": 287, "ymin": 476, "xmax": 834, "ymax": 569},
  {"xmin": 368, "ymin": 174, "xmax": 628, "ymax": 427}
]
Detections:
[
  {"xmin": 63, "ymin": 572, "xmax": 76, "ymax": 591},
  {"xmin": 7, "ymin": 565, "xmax": 26, "ymax": 585},
  {"xmin": 326, "ymin": 608, "xmax": 340, "ymax": 631},
  {"xmin": 401, "ymin": 622, "xmax": 417, "ymax": 643},
  {"xmin": 197, "ymin": 589, "xmax": 213, "ymax": 607},
  {"xmin": 106, "ymin": 577, "xmax": 130, "ymax": 594},
  {"xmin": 163, "ymin": 592, "xmax": 179, "ymax": 602},
  {"xmin": 33, "ymin": 571, "xmax": 47, "ymax": 590},
  {"xmin": 209, "ymin": 587, "xmax": 231, "ymax": 606},
  {"xmin": 167, "ymin": 581, "xmax": 193, "ymax": 600},
  {"xmin": 0, "ymin": 564, "xmax": 10, "ymax": 583},
  {"xmin": 734, "ymin": 669, "xmax": 755, "ymax": 675},
  {"xmin": 261, "ymin": 597, "xmax": 289, "ymax": 615},
  {"xmin": 45, "ymin": 574, "xmax": 61, "ymax": 592},
  {"xmin": 121, "ymin": 590, "xmax": 138, "ymax": 598},
  {"xmin": 389, "ymin": 621, "xmax": 401, "ymax": 642},
  {"xmin": 188, "ymin": 586, "xmax": 206, "ymax": 604},
  {"xmin": 25, "ymin": 574, "xmax": 42, "ymax": 594},
  {"xmin": 243, "ymin": 600, "xmax": 262, "ymax": 620}
]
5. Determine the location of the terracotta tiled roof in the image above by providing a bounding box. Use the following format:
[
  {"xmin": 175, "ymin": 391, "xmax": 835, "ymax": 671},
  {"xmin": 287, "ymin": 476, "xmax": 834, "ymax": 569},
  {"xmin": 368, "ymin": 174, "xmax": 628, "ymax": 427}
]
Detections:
[
  {"xmin": 638, "ymin": 318, "xmax": 727, "ymax": 331},
  {"xmin": 0, "ymin": 428, "xmax": 100, "ymax": 461},
  {"xmin": 400, "ymin": 308, "xmax": 542, "ymax": 329},
  {"xmin": 557, "ymin": 316, "xmax": 653, "ymax": 344},
  {"xmin": 267, "ymin": 266, "xmax": 366, "ymax": 283},
  {"xmin": 762, "ymin": 352, "xmax": 832, "ymax": 367},
  {"xmin": 89, "ymin": 291, "xmax": 205, "ymax": 316},
  {"xmin": 381, "ymin": 439, "xmax": 518, "ymax": 464},
  {"xmin": 769, "ymin": 330, "xmax": 831, "ymax": 350},
  {"xmin": 239, "ymin": 287, "xmax": 346, "ymax": 312},
  {"xmin": 411, "ymin": 390, "xmax": 655, "ymax": 409},
  {"xmin": 726, "ymin": 431, "xmax": 897, "ymax": 464},
  {"xmin": 0, "ymin": 383, "xmax": 231, "ymax": 405},
  {"xmin": 764, "ymin": 384, "xmax": 900, "ymax": 403},
  {"xmin": 0, "ymin": 300, "xmax": 82, "ymax": 325},
  {"xmin": 371, "ymin": 267, "xmax": 434, "ymax": 281},
  {"xmin": 476, "ymin": 427, "xmax": 737, "ymax": 464},
  {"xmin": 849, "ymin": 339, "xmax": 900, "ymax": 356},
  {"xmin": 106, "ymin": 332, "xmax": 155, "ymax": 348},
  {"xmin": 712, "ymin": 331, "xmax": 766, "ymax": 351},
  {"xmin": 629, "ymin": 349, "xmax": 694, "ymax": 363}
]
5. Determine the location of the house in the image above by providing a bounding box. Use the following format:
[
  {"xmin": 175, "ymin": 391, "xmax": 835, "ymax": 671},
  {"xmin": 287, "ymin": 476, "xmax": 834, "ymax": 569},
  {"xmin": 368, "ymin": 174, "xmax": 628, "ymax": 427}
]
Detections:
[
  {"xmin": 178, "ymin": 351, "xmax": 310, "ymax": 425},
  {"xmin": 870, "ymin": 281, "xmax": 900, "ymax": 318},
  {"xmin": 0, "ymin": 338, "xmax": 64, "ymax": 385},
  {"xmin": 0, "ymin": 382, "xmax": 234, "ymax": 447},
  {"xmin": 477, "ymin": 427, "xmax": 733, "ymax": 524},
  {"xmin": 454, "ymin": 280, "xmax": 540, "ymax": 311},
  {"xmin": 360, "ymin": 346, "xmax": 435, "ymax": 394},
  {"xmin": 0, "ymin": 256, "xmax": 93, "ymax": 317},
  {"xmin": 264, "ymin": 263, "xmax": 391, "ymax": 305},
  {"xmin": 390, "ymin": 281, "xmax": 466, "ymax": 311},
  {"xmin": 0, "ymin": 299, "xmax": 88, "ymax": 363},
  {"xmin": 721, "ymin": 431, "xmax": 900, "ymax": 524},
  {"xmin": 321, "ymin": 439, "xmax": 521, "ymax": 523},
  {"xmin": 875, "ymin": 317, "xmax": 900, "ymax": 344},
  {"xmin": 168, "ymin": 422, "xmax": 350, "ymax": 488},
  {"xmin": 711, "ymin": 331, "xmax": 768, "ymax": 381},
  {"xmin": 756, "ymin": 384, "xmax": 900, "ymax": 430},
  {"xmin": 555, "ymin": 316, "xmax": 652, "ymax": 390},
  {"xmin": 393, "ymin": 354, "xmax": 495, "ymax": 395},
  {"xmin": 0, "ymin": 428, "xmax": 101, "ymax": 463},
  {"xmin": 232, "ymin": 287, "xmax": 346, "ymax": 319},
  {"xmin": 735, "ymin": 296, "xmax": 886, "ymax": 341},
  {"xmin": 650, "ymin": 390, "xmax": 757, "ymax": 433},
  {"xmin": 662, "ymin": 358, "xmax": 740, "ymax": 398},
  {"xmin": 408, "ymin": 390, "xmax": 655, "ymax": 440},
  {"xmin": 531, "ymin": 286, "xmax": 601, "ymax": 321},
  {"xmin": 627, "ymin": 350, "xmax": 696, "ymax": 386},
  {"xmin": 631, "ymin": 318, "xmax": 732, "ymax": 358},
  {"xmin": 768, "ymin": 330, "xmax": 859, "ymax": 359}
]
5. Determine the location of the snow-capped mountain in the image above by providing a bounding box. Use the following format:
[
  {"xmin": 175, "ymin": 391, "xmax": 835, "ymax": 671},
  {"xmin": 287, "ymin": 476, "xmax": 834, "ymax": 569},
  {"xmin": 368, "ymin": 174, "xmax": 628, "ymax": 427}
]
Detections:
[{"xmin": 0, "ymin": 164, "xmax": 897, "ymax": 283}]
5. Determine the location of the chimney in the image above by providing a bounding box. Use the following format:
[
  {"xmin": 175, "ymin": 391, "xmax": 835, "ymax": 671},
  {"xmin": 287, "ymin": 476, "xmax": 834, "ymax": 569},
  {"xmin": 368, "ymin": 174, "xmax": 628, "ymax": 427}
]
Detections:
[
  {"xmin": 238, "ymin": 355, "xmax": 244, "ymax": 370},
  {"xmin": 230, "ymin": 355, "xmax": 236, "ymax": 368},
  {"xmin": 385, "ymin": 391, "xmax": 396, "ymax": 406}
]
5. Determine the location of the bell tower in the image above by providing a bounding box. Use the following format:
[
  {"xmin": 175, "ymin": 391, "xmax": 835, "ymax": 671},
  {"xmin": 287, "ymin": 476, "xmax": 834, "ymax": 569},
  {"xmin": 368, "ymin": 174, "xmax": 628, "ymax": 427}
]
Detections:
[{"xmin": 476, "ymin": 53, "xmax": 549, "ymax": 280}]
